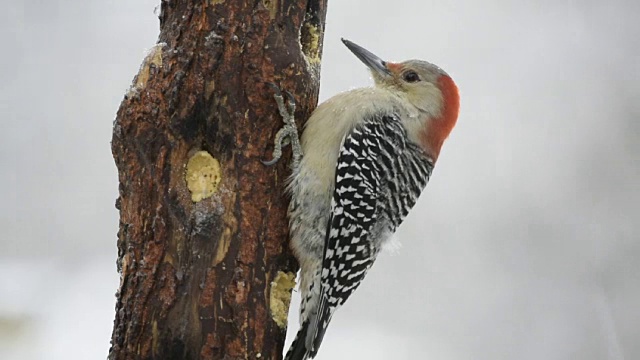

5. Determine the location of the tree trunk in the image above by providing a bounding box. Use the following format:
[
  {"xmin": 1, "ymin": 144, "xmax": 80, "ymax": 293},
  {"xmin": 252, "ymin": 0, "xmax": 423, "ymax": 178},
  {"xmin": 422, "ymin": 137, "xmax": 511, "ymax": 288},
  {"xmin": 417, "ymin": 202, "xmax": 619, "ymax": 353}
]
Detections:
[{"xmin": 109, "ymin": 1, "xmax": 327, "ymax": 359}]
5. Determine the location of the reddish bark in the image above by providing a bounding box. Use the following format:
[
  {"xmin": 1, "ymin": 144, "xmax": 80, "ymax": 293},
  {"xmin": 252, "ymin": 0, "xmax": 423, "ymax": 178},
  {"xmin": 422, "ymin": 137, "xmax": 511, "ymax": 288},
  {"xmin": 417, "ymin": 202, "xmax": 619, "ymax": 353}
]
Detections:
[{"xmin": 109, "ymin": 1, "xmax": 328, "ymax": 359}]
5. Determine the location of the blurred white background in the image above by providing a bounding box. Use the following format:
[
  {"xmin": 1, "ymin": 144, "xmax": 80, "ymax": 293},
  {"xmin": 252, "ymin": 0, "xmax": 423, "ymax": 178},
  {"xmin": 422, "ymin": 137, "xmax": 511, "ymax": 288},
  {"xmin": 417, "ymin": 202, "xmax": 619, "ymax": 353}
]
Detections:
[{"xmin": 1, "ymin": 1, "xmax": 639, "ymax": 359}]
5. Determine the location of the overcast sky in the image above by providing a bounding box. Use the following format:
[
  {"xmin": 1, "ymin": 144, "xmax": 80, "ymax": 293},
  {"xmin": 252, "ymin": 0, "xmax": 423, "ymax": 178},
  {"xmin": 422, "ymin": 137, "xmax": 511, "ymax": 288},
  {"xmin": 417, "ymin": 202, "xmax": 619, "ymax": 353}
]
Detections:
[{"xmin": 1, "ymin": 1, "xmax": 639, "ymax": 359}]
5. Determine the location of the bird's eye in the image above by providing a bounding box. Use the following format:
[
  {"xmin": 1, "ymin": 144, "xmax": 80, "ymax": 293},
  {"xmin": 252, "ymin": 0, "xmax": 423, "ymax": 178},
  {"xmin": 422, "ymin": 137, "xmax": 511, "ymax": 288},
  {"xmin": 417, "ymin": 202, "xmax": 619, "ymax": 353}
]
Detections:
[{"xmin": 402, "ymin": 71, "xmax": 420, "ymax": 83}]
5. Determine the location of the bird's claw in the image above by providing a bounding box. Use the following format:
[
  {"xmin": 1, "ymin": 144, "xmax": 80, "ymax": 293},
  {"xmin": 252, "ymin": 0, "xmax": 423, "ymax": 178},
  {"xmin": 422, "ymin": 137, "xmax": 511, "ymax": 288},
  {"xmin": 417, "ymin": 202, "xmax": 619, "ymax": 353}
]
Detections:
[
  {"xmin": 265, "ymin": 81, "xmax": 281, "ymax": 94},
  {"xmin": 261, "ymin": 158, "xmax": 280, "ymax": 166},
  {"xmin": 283, "ymin": 90, "xmax": 296, "ymax": 114},
  {"xmin": 262, "ymin": 82, "xmax": 303, "ymax": 168}
]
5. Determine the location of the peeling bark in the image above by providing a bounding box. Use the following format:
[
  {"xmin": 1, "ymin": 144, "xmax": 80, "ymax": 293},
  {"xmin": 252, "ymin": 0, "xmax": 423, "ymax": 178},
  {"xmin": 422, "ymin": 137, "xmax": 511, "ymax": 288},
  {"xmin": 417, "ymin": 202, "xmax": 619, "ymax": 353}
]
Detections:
[{"xmin": 109, "ymin": 1, "xmax": 328, "ymax": 359}]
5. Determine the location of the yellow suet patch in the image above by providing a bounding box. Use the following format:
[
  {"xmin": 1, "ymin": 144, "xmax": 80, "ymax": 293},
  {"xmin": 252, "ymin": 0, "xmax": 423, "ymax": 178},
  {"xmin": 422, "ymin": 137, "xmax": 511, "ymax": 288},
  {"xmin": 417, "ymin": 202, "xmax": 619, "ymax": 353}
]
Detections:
[
  {"xmin": 269, "ymin": 271, "xmax": 296, "ymax": 328},
  {"xmin": 185, "ymin": 151, "xmax": 222, "ymax": 202},
  {"xmin": 127, "ymin": 43, "xmax": 165, "ymax": 97},
  {"xmin": 301, "ymin": 23, "xmax": 321, "ymax": 64}
]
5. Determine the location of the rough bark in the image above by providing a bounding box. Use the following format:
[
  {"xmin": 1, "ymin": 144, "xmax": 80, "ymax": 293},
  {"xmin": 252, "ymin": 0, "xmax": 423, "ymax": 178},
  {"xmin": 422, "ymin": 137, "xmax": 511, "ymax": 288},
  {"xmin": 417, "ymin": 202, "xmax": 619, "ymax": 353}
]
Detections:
[{"xmin": 109, "ymin": 1, "xmax": 327, "ymax": 359}]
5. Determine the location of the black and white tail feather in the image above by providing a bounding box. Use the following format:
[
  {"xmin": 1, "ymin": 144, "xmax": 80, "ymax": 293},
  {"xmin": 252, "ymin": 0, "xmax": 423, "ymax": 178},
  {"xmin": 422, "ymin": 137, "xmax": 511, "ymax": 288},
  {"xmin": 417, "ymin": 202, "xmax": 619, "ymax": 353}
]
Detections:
[{"xmin": 285, "ymin": 113, "xmax": 434, "ymax": 360}]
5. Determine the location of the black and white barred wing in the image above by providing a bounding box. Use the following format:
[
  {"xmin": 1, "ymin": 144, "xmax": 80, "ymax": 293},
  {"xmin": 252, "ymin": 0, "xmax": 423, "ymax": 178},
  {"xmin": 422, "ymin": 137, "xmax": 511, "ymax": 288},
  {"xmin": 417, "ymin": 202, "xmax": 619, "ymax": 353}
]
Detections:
[{"xmin": 308, "ymin": 115, "xmax": 434, "ymax": 356}]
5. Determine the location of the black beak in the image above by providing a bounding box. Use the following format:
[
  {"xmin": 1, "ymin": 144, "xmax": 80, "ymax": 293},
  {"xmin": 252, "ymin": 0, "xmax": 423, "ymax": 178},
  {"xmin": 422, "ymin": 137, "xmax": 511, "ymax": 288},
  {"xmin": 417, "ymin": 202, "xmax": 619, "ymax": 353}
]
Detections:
[{"xmin": 341, "ymin": 38, "xmax": 392, "ymax": 78}]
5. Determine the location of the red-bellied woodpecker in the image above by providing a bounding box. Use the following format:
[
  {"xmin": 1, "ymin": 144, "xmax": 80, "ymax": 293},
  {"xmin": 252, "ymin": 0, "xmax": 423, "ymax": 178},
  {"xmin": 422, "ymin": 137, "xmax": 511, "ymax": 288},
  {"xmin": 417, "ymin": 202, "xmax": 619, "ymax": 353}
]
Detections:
[{"xmin": 264, "ymin": 38, "xmax": 460, "ymax": 360}]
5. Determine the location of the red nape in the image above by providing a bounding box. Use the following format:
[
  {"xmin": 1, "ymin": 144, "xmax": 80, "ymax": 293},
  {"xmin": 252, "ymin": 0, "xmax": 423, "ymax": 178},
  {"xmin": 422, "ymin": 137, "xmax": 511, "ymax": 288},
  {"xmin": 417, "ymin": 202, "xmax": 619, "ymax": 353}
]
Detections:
[{"xmin": 420, "ymin": 75, "xmax": 460, "ymax": 160}]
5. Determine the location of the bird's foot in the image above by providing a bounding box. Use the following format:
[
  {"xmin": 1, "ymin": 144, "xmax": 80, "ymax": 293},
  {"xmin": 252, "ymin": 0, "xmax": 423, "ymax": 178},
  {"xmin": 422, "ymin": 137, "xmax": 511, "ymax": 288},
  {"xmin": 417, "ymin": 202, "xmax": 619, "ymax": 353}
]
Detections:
[{"xmin": 262, "ymin": 83, "xmax": 303, "ymax": 168}]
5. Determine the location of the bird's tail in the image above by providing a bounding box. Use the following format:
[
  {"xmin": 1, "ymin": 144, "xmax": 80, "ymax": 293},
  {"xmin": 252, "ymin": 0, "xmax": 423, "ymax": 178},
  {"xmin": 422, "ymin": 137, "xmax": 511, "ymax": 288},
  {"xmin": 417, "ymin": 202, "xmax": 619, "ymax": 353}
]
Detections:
[{"xmin": 284, "ymin": 320, "xmax": 311, "ymax": 360}]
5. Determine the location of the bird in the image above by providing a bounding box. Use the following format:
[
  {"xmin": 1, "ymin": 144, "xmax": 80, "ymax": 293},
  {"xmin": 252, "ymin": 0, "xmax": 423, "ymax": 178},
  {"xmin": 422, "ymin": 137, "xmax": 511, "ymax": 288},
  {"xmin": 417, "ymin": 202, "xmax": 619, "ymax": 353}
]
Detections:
[{"xmin": 263, "ymin": 38, "xmax": 460, "ymax": 360}]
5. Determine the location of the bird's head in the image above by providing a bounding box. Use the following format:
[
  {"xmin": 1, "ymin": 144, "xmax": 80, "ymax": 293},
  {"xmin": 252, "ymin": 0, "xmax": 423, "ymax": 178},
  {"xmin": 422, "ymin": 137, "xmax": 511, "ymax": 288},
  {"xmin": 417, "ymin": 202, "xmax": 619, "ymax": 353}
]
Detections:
[{"xmin": 342, "ymin": 38, "xmax": 460, "ymax": 160}]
